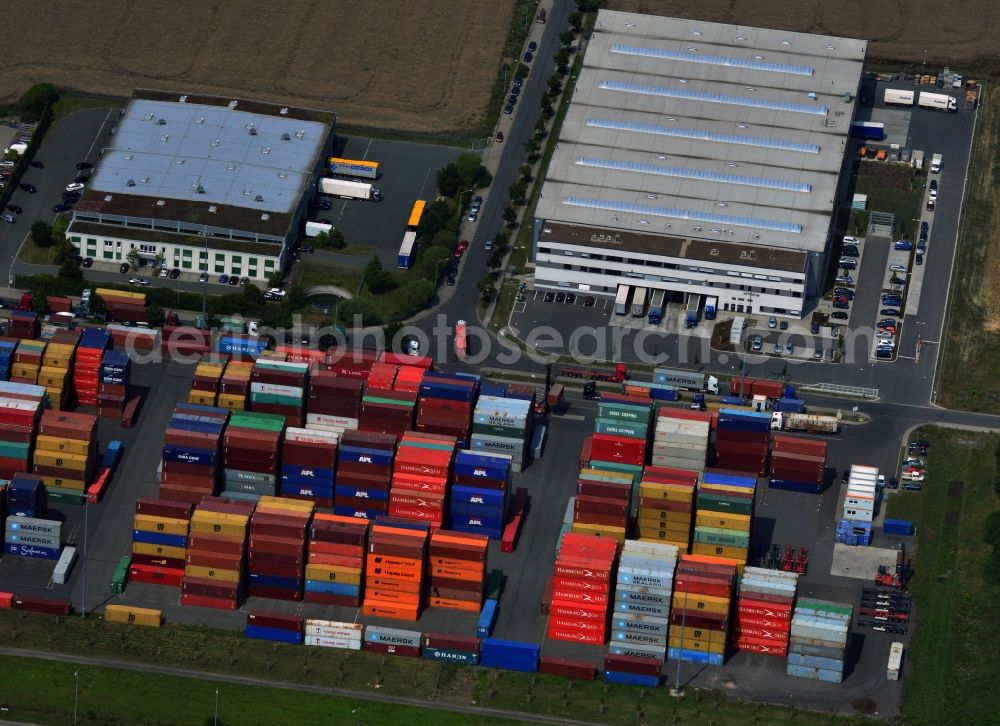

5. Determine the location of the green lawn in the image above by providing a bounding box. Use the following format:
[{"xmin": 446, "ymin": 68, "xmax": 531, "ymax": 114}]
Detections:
[
  {"xmin": 16, "ymin": 232, "xmax": 62, "ymax": 265},
  {"xmin": 848, "ymin": 161, "xmax": 926, "ymax": 242},
  {"xmin": 0, "ymin": 655, "xmax": 508, "ymax": 726},
  {"xmin": 50, "ymin": 93, "xmax": 123, "ymax": 125},
  {"xmin": 886, "ymin": 426, "xmax": 1000, "ymax": 725}
]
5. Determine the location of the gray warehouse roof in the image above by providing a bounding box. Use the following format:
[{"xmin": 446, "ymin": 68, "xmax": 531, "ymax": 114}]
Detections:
[
  {"xmin": 536, "ymin": 10, "xmax": 867, "ymax": 254},
  {"xmin": 90, "ymin": 97, "xmax": 328, "ymax": 215}
]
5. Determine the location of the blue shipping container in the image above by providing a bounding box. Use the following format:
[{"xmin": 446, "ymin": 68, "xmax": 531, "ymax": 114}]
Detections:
[
  {"xmin": 304, "ymin": 580, "xmax": 360, "ymax": 596},
  {"xmin": 668, "ymin": 648, "xmax": 724, "ymax": 666},
  {"xmin": 5, "ymin": 542, "xmax": 60, "ymax": 560},
  {"xmin": 281, "ymin": 464, "xmax": 335, "ymax": 480},
  {"xmin": 131, "ymin": 530, "xmax": 187, "ymax": 548},
  {"xmin": 480, "ymin": 639, "xmax": 539, "ymax": 672},
  {"xmin": 604, "ymin": 670, "xmax": 660, "ymax": 687},
  {"xmin": 332, "ymin": 506, "xmax": 380, "ymax": 520},
  {"xmin": 162, "ymin": 445, "xmax": 217, "ymax": 467},
  {"xmin": 769, "ymin": 478, "xmax": 823, "ymax": 494},
  {"xmin": 280, "ymin": 482, "xmax": 334, "ymax": 499},
  {"xmin": 477, "ymin": 599, "xmax": 499, "ymax": 638},
  {"xmin": 333, "ymin": 485, "xmax": 389, "ymax": 501},
  {"xmin": 450, "ymin": 485, "xmax": 506, "ymax": 507},
  {"xmin": 337, "ymin": 447, "xmax": 394, "ymax": 466},
  {"xmin": 101, "ymin": 441, "xmax": 124, "ymax": 471},
  {"xmin": 246, "ymin": 624, "xmax": 304, "ymax": 645},
  {"xmin": 883, "ymin": 518, "xmax": 914, "ymax": 536},
  {"xmin": 248, "ymin": 573, "xmax": 302, "ymax": 590}
]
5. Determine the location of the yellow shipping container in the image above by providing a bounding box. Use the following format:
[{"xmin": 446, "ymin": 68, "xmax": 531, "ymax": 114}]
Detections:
[
  {"xmin": 11, "ymin": 364, "xmax": 39, "ymax": 380},
  {"xmin": 36, "ymin": 435, "xmax": 91, "ymax": 456},
  {"xmin": 96, "ymin": 287, "xmax": 146, "ymax": 302},
  {"xmin": 104, "ymin": 604, "xmax": 162, "ymax": 628},
  {"xmin": 304, "ymin": 565, "xmax": 361, "ymax": 584},
  {"xmin": 191, "ymin": 510, "xmax": 250, "ymax": 525},
  {"xmin": 43, "ymin": 346, "xmax": 75, "ymax": 368},
  {"xmin": 695, "ymin": 512, "xmax": 752, "ymax": 532},
  {"xmin": 637, "ymin": 524, "xmax": 690, "ymax": 540},
  {"xmin": 216, "ymin": 394, "xmax": 246, "ymax": 411},
  {"xmin": 637, "ymin": 510, "xmax": 691, "ymax": 525},
  {"xmin": 46, "ymin": 392, "xmax": 64, "ymax": 411},
  {"xmin": 639, "ymin": 483, "xmax": 696, "ymax": 502},
  {"xmin": 37, "ymin": 367, "xmax": 69, "ymax": 388},
  {"xmin": 671, "ymin": 626, "xmax": 728, "ymax": 646},
  {"xmin": 38, "ymin": 474, "xmax": 86, "ymax": 491},
  {"xmin": 257, "ymin": 496, "xmax": 313, "ymax": 512},
  {"xmin": 184, "ymin": 565, "xmax": 241, "ymax": 583},
  {"xmin": 579, "ymin": 468, "xmax": 633, "ymax": 485},
  {"xmin": 691, "ymin": 543, "xmax": 749, "ymax": 561},
  {"xmin": 571, "ymin": 523, "xmax": 626, "ymax": 543},
  {"xmin": 132, "ymin": 542, "xmax": 187, "ymax": 560},
  {"xmin": 667, "ymin": 636, "xmax": 726, "ymax": 654},
  {"xmin": 671, "ymin": 592, "xmax": 730, "ymax": 614},
  {"xmin": 34, "ymin": 451, "xmax": 89, "ymax": 472},
  {"xmin": 133, "ymin": 514, "xmax": 190, "ymax": 536},
  {"xmin": 188, "ymin": 391, "xmax": 216, "ymax": 406},
  {"xmin": 699, "ymin": 482, "xmax": 754, "ymax": 496}
]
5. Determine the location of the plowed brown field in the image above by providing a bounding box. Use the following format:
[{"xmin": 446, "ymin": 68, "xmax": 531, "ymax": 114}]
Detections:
[
  {"xmin": 0, "ymin": 0, "xmax": 516, "ymax": 132},
  {"xmin": 608, "ymin": 0, "xmax": 1000, "ymax": 70}
]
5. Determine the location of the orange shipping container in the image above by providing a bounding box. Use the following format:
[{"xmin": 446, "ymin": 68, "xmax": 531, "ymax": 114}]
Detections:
[{"xmin": 363, "ymin": 601, "xmax": 420, "ymax": 621}]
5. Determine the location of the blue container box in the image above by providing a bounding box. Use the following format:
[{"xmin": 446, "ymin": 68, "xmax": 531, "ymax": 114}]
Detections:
[
  {"xmin": 5, "ymin": 542, "xmax": 60, "ymax": 560},
  {"xmin": 702, "ymin": 472, "xmax": 756, "ymax": 488},
  {"xmin": 883, "ymin": 518, "xmax": 914, "ymax": 536},
  {"xmin": 450, "ymin": 524, "xmax": 503, "ymax": 540},
  {"xmin": 337, "ymin": 447, "xmax": 394, "ymax": 466},
  {"xmin": 448, "ymin": 514, "xmax": 504, "ymax": 530},
  {"xmin": 332, "ymin": 506, "xmax": 380, "ymax": 520},
  {"xmin": 477, "ymin": 599, "xmax": 499, "ymax": 638},
  {"xmin": 604, "ymin": 670, "xmax": 660, "ymax": 687},
  {"xmin": 280, "ymin": 482, "xmax": 334, "ymax": 499},
  {"xmin": 162, "ymin": 445, "xmax": 217, "ymax": 466},
  {"xmin": 668, "ymin": 648, "xmax": 724, "ymax": 666},
  {"xmin": 246, "ymin": 624, "xmax": 303, "ymax": 645},
  {"xmin": 451, "ymin": 485, "xmax": 506, "ymax": 507},
  {"xmin": 101, "ymin": 441, "xmax": 124, "ymax": 470},
  {"xmin": 333, "ymin": 485, "xmax": 389, "ymax": 501},
  {"xmin": 281, "ymin": 464, "xmax": 335, "ymax": 480},
  {"xmin": 479, "ymin": 382, "xmax": 507, "ymax": 397},
  {"xmin": 249, "ymin": 573, "xmax": 302, "ymax": 590},
  {"xmin": 304, "ymin": 580, "xmax": 360, "ymax": 596},
  {"xmin": 131, "ymin": 530, "xmax": 187, "ymax": 548},
  {"xmin": 481, "ymin": 639, "xmax": 539, "ymax": 672}
]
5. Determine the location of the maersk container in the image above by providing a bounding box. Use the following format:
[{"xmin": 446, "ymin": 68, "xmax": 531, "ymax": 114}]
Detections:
[
  {"xmin": 477, "ymin": 599, "xmax": 499, "ymax": 638},
  {"xmin": 366, "ymin": 626, "xmax": 422, "ymax": 647},
  {"xmin": 246, "ymin": 624, "xmax": 304, "ymax": 645},
  {"xmin": 481, "ymin": 639, "xmax": 539, "ymax": 672}
]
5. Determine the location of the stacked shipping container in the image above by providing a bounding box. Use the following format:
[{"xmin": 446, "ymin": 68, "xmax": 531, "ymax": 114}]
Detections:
[
  {"xmin": 574, "ymin": 467, "xmax": 631, "ymax": 543},
  {"xmin": 216, "ymin": 360, "xmax": 253, "ymax": 411},
  {"xmin": 280, "ymin": 427, "xmax": 337, "ymax": 508},
  {"xmin": 5, "ymin": 514, "xmax": 61, "ymax": 560},
  {"xmin": 786, "ymin": 598, "xmax": 853, "ymax": 682},
  {"xmin": 591, "ymin": 394, "xmax": 651, "ymax": 501},
  {"xmin": 33, "ymin": 410, "xmax": 98, "ymax": 504},
  {"xmin": 130, "ymin": 498, "xmax": 193, "ymax": 587},
  {"xmin": 305, "ymin": 513, "xmax": 368, "ymax": 606},
  {"xmin": 97, "ymin": 350, "xmax": 130, "ymax": 419},
  {"xmin": 471, "ymin": 395, "xmax": 530, "ymax": 473},
  {"xmin": 714, "ymin": 409, "xmax": 771, "ymax": 476},
  {"xmin": 416, "ymin": 372, "xmax": 476, "ymax": 444},
  {"xmin": 0, "ymin": 381, "xmax": 47, "ymax": 480},
  {"xmin": 733, "ymin": 567, "xmax": 798, "ymax": 656},
  {"xmin": 334, "ymin": 430, "xmax": 396, "ymax": 519},
  {"xmin": 669, "ymin": 555, "xmax": 737, "ymax": 666},
  {"xmin": 426, "ymin": 530, "xmax": 487, "ymax": 612},
  {"xmin": 305, "ymin": 371, "xmax": 361, "ymax": 435},
  {"xmin": 221, "ymin": 411, "xmax": 285, "ymax": 501},
  {"xmin": 450, "ymin": 450, "xmax": 510, "ymax": 540},
  {"xmin": 188, "ymin": 358, "xmax": 226, "ymax": 406},
  {"xmin": 389, "ymin": 432, "xmax": 456, "ymax": 527},
  {"xmin": 7, "ymin": 473, "xmax": 46, "ymax": 517},
  {"xmin": 159, "ymin": 404, "xmax": 229, "ymax": 503},
  {"xmin": 7, "ymin": 311, "xmax": 41, "ymax": 340},
  {"xmin": 363, "ymin": 520, "xmax": 429, "ymax": 621},
  {"xmin": 11, "ymin": 339, "xmax": 46, "ymax": 384},
  {"xmin": 770, "ymin": 436, "xmax": 828, "ymax": 494},
  {"xmin": 692, "ymin": 471, "xmax": 755, "ymax": 564},
  {"xmin": 73, "ymin": 329, "xmax": 111, "ymax": 407},
  {"xmin": 652, "ymin": 408, "xmax": 710, "ymax": 472},
  {"xmin": 547, "ymin": 532, "xmax": 617, "ymax": 645},
  {"xmin": 360, "ymin": 388, "xmax": 416, "ymax": 437},
  {"xmin": 247, "ymin": 495, "xmax": 313, "ymax": 600},
  {"xmin": 634, "ymin": 466, "xmax": 698, "ymax": 550},
  {"xmin": 38, "ymin": 335, "xmax": 77, "ymax": 410},
  {"xmin": 0, "ymin": 338, "xmax": 15, "ymax": 380},
  {"xmin": 250, "ymin": 359, "xmax": 309, "ymax": 427},
  {"xmin": 181, "ymin": 497, "xmax": 255, "ymax": 610},
  {"xmin": 609, "ymin": 540, "xmax": 677, "ymax": 662}
]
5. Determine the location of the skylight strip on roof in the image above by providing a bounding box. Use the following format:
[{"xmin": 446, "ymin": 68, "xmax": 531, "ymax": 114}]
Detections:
[
  {"xmin": 586, "ymin": 118, "xmax": 820, "ymax": 154},
  {"xmin": 610, "ymin": 43, "xmax": 815, "ymax": 77},
  {"xmin": 563, "ymin": 196, "xmax": 802, "ymax": 234},
  {"xmin": 599, "ymin": 80, "xmax": 829, "ymax": 116},
  {"xmin": 575, "ymin": 156, "xmax": 811, "ymax": 193}
]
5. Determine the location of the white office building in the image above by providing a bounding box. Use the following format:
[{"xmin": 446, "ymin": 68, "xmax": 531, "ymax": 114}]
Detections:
[{"xmin": 532, "ymin": 11, "xmax": 867, "ymax": 318}]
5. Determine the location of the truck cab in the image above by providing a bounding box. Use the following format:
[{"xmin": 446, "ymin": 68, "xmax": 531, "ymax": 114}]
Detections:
[
  {"xmin": 771, "ymin": 411, "xmax": 784, "ymax": 430},
  {"xmin": 705, "ymin": 375, "xmax": 719, "ymax": 395},
  {"xmin": 691, "ymin": 393, "xmax": 706, "ymax": 411}
]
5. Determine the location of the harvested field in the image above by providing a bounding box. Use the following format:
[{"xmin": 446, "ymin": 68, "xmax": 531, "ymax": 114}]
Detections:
[
  {"xmin": 607, "ymin": 1, "xmax": 1000, "ymax": 70},
  {"xmin": 0, "ymin": 0, "xmax": 517, "ymax": 133}
]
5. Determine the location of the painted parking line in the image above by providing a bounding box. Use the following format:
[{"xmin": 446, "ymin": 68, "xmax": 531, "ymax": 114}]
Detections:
[{"xmin": 513, "ymin": 302, "xmax": 526, "ymax": 313}]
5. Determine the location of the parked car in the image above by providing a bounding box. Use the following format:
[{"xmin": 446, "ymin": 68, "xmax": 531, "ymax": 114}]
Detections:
[
  {"xmin": 880, "ymin": 308, "xmax": 901, "ymax": 317},
  {"xmin": 484, "ymin": 239, "xmax": 494, "ymax": 251},
  {"xmin": 76, "ymin": 161, "xmax": 93, "ymax": 171},
  {"xmin": 19, "ymin": 183, "xmax": 37, "ymax": 194},
  {"xmin": 836, "ymin": 274, "xmax": 854, "ymax": 285},
  {"xmin": 503, "ymin": 103, "xmax": 514, "ymax": 115},
  {"xmin": 785, "ymin": 341, "xmax": 795, "ymax": 355},
  {"xmin": 831, "ymin": 311, "xmax": 849, "ymax": 320},
  {"xmin": 6, "ymin": 204, "xmax": 23, "ymax": 214},
  {"xmin": 894, "ymin": 241, "xmax": 913, "ymax": 251},
  {"xmin": 920, "ymin": 221, "xmax": 929, "ymax": 234},
  {"xmin": 566, "ymin": 292, "xmax": 576, "ymax": 304},
  {"xmin": 555, "ymin": 291, "xmax": 566, "ymax": 303},
  {"xmin": 779, "ymin": 321, "xmax": 789, "ymax": 331},
  {"xmin": 928, "ymin": 180, "xmax": 938, "ymax": 199},
  {"xmin": 583, "ymin": 296, "xmax": 595, "ymax": 307},
  {"xmin": 239, "ymin": 276, "xmax": 250, "ymax": 287},
  {"xmin": 768, "ymin": 316, "xmax": 777, "ymax": 329},
  {"xmin": 916, "ymin": 253, "xmax": 924, "ymax": 265},
  {"xmin": 543, "ymin": 291, "xmax": 555, "ymax": 302},
  {"xmin": 467, "ymin": 208, "xmax": 479, "ymax": 222},
  {"xmin": 881, "ymin": 295, "xmax": 903, "ymax": 305},
  {"xmin": 889, "ymin": 264, "xmax": 908, "ymax": 273},
  {"xmin": 528, "ymin": 41, "xmax": 538, "ymax": 52},
  {"xmin": 0, "ymin": 214, "xmax": 14, "ymax": 224},
  {"xmin": 843, "ymin": 236, "xmax": 860, "ymax": 245},
  {"xmin": 170, "ymin": 268, "xmax": 182, "ymax": 279},
  {"xmin": 228, "ymin": 276, "xmax": 240, "ymax": 285},
  {"xmin": 773, "ymin": 341, "xmax": 782, "ymax": 354},
  {"xmin": 128, "ymin": 277, "xmax": 150, "ymax": 286},
  {"xmin": 813, "ymin": 345, "xmax": 823, "ymax": 359},
  {"xmin": 926, "ymin": 198, "xmax": 936, "ymax": 212},
  {"xmin": 810, "ymin": 321, "xmax": 820, "ymax": 335},
  {"xmin": 842, "ymin": 245, "xmax": 860, "ymax": 257},
  {"xmin": 832, "ymin": 301, "xmax": 850, "ymax": 310},
  {"xmin": 316, "ymin": 198, "xmax": 332, "ymax": 210},
  {"xmin": 119, "ymin": 263, "xmax": 130, "ymax": 274},
  {"xmin": 834, "ymin": 287, "xmax": 854, "ymax": 298},
  {"xmin": 218, "ymin": 274, "xmax": 229, "ymax": 284},
  {"xmin": 495, "ymin": 131, "xmax": 504, "ymax": 143},
  {"xmin": 52, "ymin": 203, "xmax": 71, "ymax": 213},
  {"xmin": 446, "ymin": 274, "xmax": 456, "ymax": 286},
  {"xmin": 751, "ymin": 335, "xmax": 763, "ymax": 352},
  {"xmin": 199, "ymin": 272, "xmax": 209, "ymax": 282},
  {"xmin": 523, "ymin": 51, "xmax": 534, "ymax": 62},
  {"xmin": 65, "ymin": 182, "xmax": 85, "ymax": 193},
  {"xmin": 82, "ymin": 257, "xmax": 93, "ymax": 268},
  {"xmin": 158, "ymin": 267, "xmax": 169, "ymax": 278}
]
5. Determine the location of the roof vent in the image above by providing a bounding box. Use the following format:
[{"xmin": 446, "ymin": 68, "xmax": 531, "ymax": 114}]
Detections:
[
  {"xmin": 740, "ymin": 250, "xmax": 749, "ymax": 258},
  {"xmin": 261, "ymin": 213, "xmax": 270, "ymax": 221},
  {"xmin": 228, "ymin": 100, "xmax": 238, "ymax": 109},
  {"xmin": 710, "ymin": 248, "xmax": 719, "ymax": 256},
  {"xmin": 210, "ymin": 139, "xmax": 220, "ymax": 147},
  {"xmin": 261, "ymin": 147, "xmax": 270, "ymax": 154},
  {"xmin": 140, "ymin": 177, "xmax": 148, "ymax": 183},
  {"xmin": 227, "ymin": 164, "xmax": 236, "ymax": 171},
  {"xmin": 278, "ymin": 172, "xmax": 287, "ymax": 179},
  {"xmin": 295, "ymin": 130, "xmax": 305, "ymax": 139},
  {"xmin": 249, "ymin": 128, "xmax": 258, "ymax": 136},
  {"xmin": 156, "ymin": 200, "xmax": 166, "ymax": 206},
  {"xmin": 145, "ymin": 113, "xmax": 155, "ymax": 121},
  {"xmin": 243, "ymin": 189, "xmax": 251, "ymax": 196},
  {"xmin": 807, "ymin": 91, "xmax": 818, "ymax": 100},
  {"xmin": 104, "ymin": 195, "xmax": 113, "ymax": 202},
  {"xmin": 281, "ymin": 133, "xmax": 291, "ymax": 141},
  {"xmin": 208, "ymin": 205, "xmax": 217, "ymax": 213},
  {"xmin": 196, "ymin": 185, "xmax": 205, "ymax": 194},
  {"xmin": 843, "ymin": 92, "xmax": 853, "ymax": 102},
  {"xmin": 126, "ymin": 179, "xmax": 136, "ymax": 187},
  {"xmin": 279, "ymin": 108, "xmax": 289, "ymax": 115},
  {"xmin": 615, "ymin": 235, "xmax": 621, "ymax": 242},
  {"xmin": 255, "ymin": 195, "xmax": 264, "ymax": 202},
  {"xmin": 179, "ymin": 95, "xmax": 188, "ymax": 103},
  {"xmin": 175, "ymin": 158, "xmax": 185, "ymax": 164},
  {"xmin": 781, "ymin": 39, "xmax": 791, "ymax": 46},
  {"xmin": 160, "ymin": 134, "xmax": 169, "ymax": 141},
  {"xmin": 124, "ymin": 153, "xmax": 133, "ymax": 160},
  {"xmin": 590, "ymin": 234, "xmax": 598, "ymax": 241},
  {"xmin": 196, "ymin": 116, "xmax": 205, "ymax": 124},
  {"xmin": 157, "ymin": 118, "xmax": 166, "ymax": 125}
]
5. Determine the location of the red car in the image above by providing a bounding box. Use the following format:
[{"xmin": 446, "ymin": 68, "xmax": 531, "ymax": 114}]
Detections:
[
  {"xmin": 457, "ymin": 239, "xmax": 469, "ymax": 253},
  {"xmin": 495, "ymin": 131, "xmax": 504, "ymax": 143}
]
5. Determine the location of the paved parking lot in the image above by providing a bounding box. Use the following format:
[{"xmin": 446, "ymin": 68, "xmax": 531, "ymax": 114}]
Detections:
[{"xmin": 314, "ymin": 135, "xmax": 466, "ymax": 269}]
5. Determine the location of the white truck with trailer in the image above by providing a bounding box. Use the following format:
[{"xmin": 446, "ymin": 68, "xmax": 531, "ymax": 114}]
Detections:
[
  {"xmin": 918, "ymin": 92, "xmax": 957, "ymax": 112},
  {"xmin": 930, "ymin": 153, "xmax": 943, "ymax": 173},
  {"xmin": 631, "ymin": 287, "xmax": 648, "ymax": 317},
  {"xmin": 653, "ymin": 367, "xmax": 719, "ymax": 394},
  {"xmin": 770, "ymin": 411, "xmax": 839, "ymax": 434},
  {"xmin": 318, "ymin": 177, "xmax": 382, "ymax": 201},
  {"xmin": 613, "ymin": 285, "xmax": 631, "ymax": 316},
  {"xmin": 305, "ymin": 221, "xmax": 333, "ymax": 238},
  {"xmin": 884, "ymin": 88, "xmax": 915, "ymax": 106}
]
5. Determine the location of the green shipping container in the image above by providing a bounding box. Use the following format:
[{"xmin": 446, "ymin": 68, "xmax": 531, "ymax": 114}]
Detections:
[
  {"xmin": 229, "ymin": 412, "xmax": 286, "ymax": 431},
  {"xmin": 693, "ymin": 526, "xmax": 750, "ymax": 548},
  {"xmin": 0, "ymin": 440, "xmax": 30, "ymax": 459},
  {"xmin": 46, "ymin": 486, "xmax": 87, "ymax": 505},
  {"xmin": 110, "ymin": 554, "xmax": 131, "ymax": 594},
  {"xmin": 596, "ymin": 403, "xmax": 651, "ymax": 424},
  {"xmin": 472, "ymin": 422, "xmax": 527, "ymax": 439},
  {"xmin": 589, "ymin": 460, "xmax": 643, "ymax": 483},
  {"xmin": 594, "ymin": 418, "xmax": 649, "ymax": 439},
  {"xmin": 696, "ymin": 494, "xmax": 753, "ymax": 515}
]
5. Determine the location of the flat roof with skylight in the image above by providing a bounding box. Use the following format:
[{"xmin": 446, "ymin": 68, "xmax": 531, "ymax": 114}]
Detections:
[{"xmin": 536, "ymin": 10, "xmax": 867, "ymax": 255}]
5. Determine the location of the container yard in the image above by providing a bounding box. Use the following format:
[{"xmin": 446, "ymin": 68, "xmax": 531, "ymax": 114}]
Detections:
[{"xmin": 0, "ymin": 340, "xmax": 920, "ymax": 719}]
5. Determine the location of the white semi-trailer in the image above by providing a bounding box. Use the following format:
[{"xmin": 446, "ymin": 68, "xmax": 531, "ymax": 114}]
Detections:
[{"xmin": 318, "ymin": 178, "xmax": 382, "ymax": 201}]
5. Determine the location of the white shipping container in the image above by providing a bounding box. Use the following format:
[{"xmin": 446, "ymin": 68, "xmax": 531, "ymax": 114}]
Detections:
[
  {"xmin": 306, "ymin": 413, "xmax": 359, "ymax": 430},
  {"xmin": 887, "ymin": 642, "xmax": 904, "ymax": 680},
  {"xmin": 52, "ymin": 546, "xmax": 77, "ymax": 585},
  {"xmin": 305, "ymin": 623, "xmax": 364, "ymax": 640},
  {"xmin": 251, "ymin": 382, "xmax": 304, "ymax": 397},
  {"xmin": 285, "ymin": 427, "xmax": 339, "ymax": 444},
  {"xmin": 304, "ymin": 635, "xmax": 362, "ymax": 649}
]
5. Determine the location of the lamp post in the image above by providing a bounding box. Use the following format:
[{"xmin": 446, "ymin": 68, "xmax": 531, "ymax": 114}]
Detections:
[
  {"xmin": 671, "ymin": 577, "xmax": 691, "ymax": 696},
  {"xmin": 81, "ymin": 498, "xmax": 88, "ymax": 618},
  {"xmin": 214, "ymin": 687, "xmax": 220, "ymax": 726},
  {"xmin": 73, "ymin": 669, "xmax": 79, "ymax": 725}
]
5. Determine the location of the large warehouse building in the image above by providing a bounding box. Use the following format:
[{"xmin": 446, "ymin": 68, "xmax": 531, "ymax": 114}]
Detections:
[
  {"xmin": 68, "ymin": 90, "xmax": 335, "ymax": 282},
  {"xmin": 532, "ymin": 11, "xmax": 867, "ymax": 318}
]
